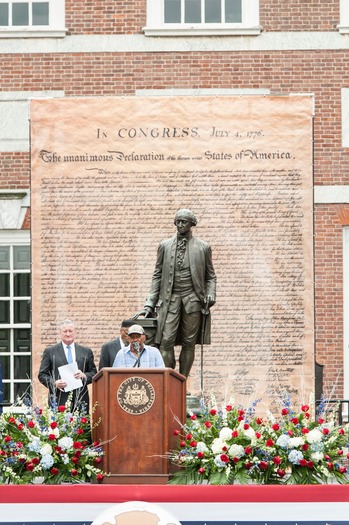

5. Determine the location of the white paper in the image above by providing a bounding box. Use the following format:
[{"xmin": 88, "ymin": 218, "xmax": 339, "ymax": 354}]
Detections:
[{"xmin": 58, "ymin": 362, "xmax": 83, "ymax": 392}]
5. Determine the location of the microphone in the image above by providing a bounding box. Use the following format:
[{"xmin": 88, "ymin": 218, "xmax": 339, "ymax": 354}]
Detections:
[
  {"xmin": 133, "ymin": 341, "xmax": 140, "ymax": 354},
  {"xmin": 133, "ymin": 344, "xmax": 144, "ymax": 368}
]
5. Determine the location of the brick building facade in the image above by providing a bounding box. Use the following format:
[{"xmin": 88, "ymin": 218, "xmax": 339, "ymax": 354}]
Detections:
[{"xmin": 1, "ymin": 0, "xmax": 349, "ymax": 406}]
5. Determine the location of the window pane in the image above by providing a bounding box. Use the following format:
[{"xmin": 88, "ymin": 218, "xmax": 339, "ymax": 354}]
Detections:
[
  {"xmin": 14, "ymin": 328, "xmax": 30, "ymax": 352},
  {"xmin": 14, "ymin": 299, "xmax": 30, "ymax": 323},
  {"xmin": 205, "ymin": 0, "xmax": 221, "ymax": 22},
  {"xmin": 1, "ymin": 382, "xmax": 10, "ymax": 404},
  {"xmin": 0, "ymin": 329, "xmax": 10, "ymax": 352},
  {"xmin": 14, "ymin": 355, "xmax": 31, "ymax": 379},
  {"xmin": 14, "ymin": 273, "xmax": 30, "ymax": 297},
  {"xmin": 0, "ymin": 301, "xmax": 10, "ymax": 323},
  {"xmin": 0, "ymin": 355, "xmax": 10, "ymax": 378},
  {"xmin": 0, "ymin": 274, "xmax": 10, "ymax": 297},
  {"xmin": 164, "ymin": 0, "xmax": 181, "ymax": 23},
  {"xmin": 0, "ymin": 3, "xmax": 9, "ymax": 25},
  {"xmin": 14, "ymin": 382, "xmax": 31, "ymax": 402},
  {"xmin": 12, "ymin": 2, "xmax": 29, "ymax": 25},
  {"xmin": 0, "ymin": 247, "xmax": 10, "ymax": 270},
  {"xmin": 225, "ymin": 0, "xmax": 242, "ymax": 22},
  {"xmin": 185, "ymin": 0, "xmax": 201, "ymax": 22},
  {"xmin": 33, "ymin": 2, "xmax": 49, "ymax": 25},
  {"xmin": 14, "ymin": 245, "xmax": 30, "ymax": 270}
]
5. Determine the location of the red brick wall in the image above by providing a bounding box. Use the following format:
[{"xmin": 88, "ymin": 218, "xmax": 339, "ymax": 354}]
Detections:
[
  {"xmin": 261, "ymin": 0, "xmax": 340, "ymax": 32},
  {"xmin": 0, "ymin": 152, "xmax": 30, "ymax": 189}
]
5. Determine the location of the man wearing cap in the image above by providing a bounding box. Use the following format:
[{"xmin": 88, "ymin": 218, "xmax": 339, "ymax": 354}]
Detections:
[
  {"xmin": 143, "ymin": 208, "xmax": 216, "ymax": 377},
  {"xmin": 112, "ymin": 324, "xmax": 165, "ymax": 368},
  {"xmin": 99, "ymin": 319, "xmax": 134, "ymax": 370}
]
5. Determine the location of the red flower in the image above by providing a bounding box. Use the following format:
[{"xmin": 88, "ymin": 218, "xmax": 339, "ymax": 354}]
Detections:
[
  {"xmin": 186, "ymin": 433, "xmax": 192, "ymax": 440},
  {"xmin": 337, "ymin": 449, "xmax": 344, "ymax": 455},
  {"xmin": 190, "ymin": 440, "xmax": 197, "ymax": 448},
  {"xmin": 173, "ymin": 429, "xmax": 179, "ymax": 435},
  {"xmin": 220, "ymin": 454, "xmax": 229, "ymax": 463},
  {"xmin": 222, "ymin": 446, "xmax": 228, "ymax": 452},
  {"xmin": 197, "ymin": 452, "xmax": 204, "ymax": 459},
  {"xmin": 302, "ymin": 444, "xmax": 309, "ymax": 451},
  {"xmin": 327, "ymin": 462, "xmax": 333, "ymax": 470},
  {"xmin": 277, "ymin": 469, "xmax": 285, "ymax": 478},
  {"xmin": 180, "ymin": 441, "xmax": 186, "ymax": 448},
  {"xmin": 204, "ymin": 421, "xmax": 212, "ymax": 428},
  {"xmin": 94, "ymin": 457, "xmax": 103, "ymax": 464},
  {"xmin": 322, "ymin": 428, "xmax": 329, "ymax": 435},
  {"xmin": 273, "ymin": 456, "xmax": 281, "ymax": 465},
  {"xmin": 259, "ymin": 461, "xmax": 268, "ymax": 470},
  {"xmin": 281, "ymin": 408, "xmax": 288, "ymax": 415},
  {"xmin": 266, "ymin": 439, "xmax": 274, "ymax": 447},
  {"xmin": 301, "ymin": 405, "xmax": 310, "ymax": 412},
  {"xmin": 32, "ymin": 457, "xmax": 40, "ymax": 465},
  {"xmin": 50, "ymin": 467, "xmax": 59, "ymax": 475},
  {"xmin": 54, "ymin": 446, "xmax": 62, "ymax": 453},
  {"xmin": 287, "ymin": 430, "xmax": 294, "ymax": 436},
  {"xmin": 80, "ymin": 417, "xmax": 88, "ymax": 424},
  {"xmin": 16, "ymin": 441, "xmax": 23, "ymax": 448},
  {"xmin": 237, "ymin": 416, "xmax": 244, "ymax": 421},
  {"xmin": 27, "ymin": 421, "xmax": 35, "ymax": 428},
  {"xmin": 209, "ymin": 409, "xmax": 217, "ymax": 416},
  {"xmin": 256, "ymin": 417, "xmax": 263, "ymax": 425},
  {"xmin": 17, "ymin": 423, "xmax": 24, "ymax": 431},
  {"xmin": 232, "ymin": 457, "xmax": 239, "ymax": 463},
  {"xmin": 50, "ymin": 421, "xmax": 58, "ymax": 429},
  {"xmin": 4, "ymin": 436, "xmax": 11, "ymax": 442},
  {"xmin": 97, "ymin": 473, "xmax": 104, "ymax": 482},
  {"xmin": 72, "ymin": 456, "xmax": 79, "ymax": 464},
  {"xmin": 75, "ymin": 451, "xmax": 81, "ymax": 458},
  {"xmin": 71, "ymin": 469, "xmax": 78, "ymax": 476},
  {"xmin": 226, "ymin": 405, "xmax": 232, "ymax": 411},
  {"xmin": 238, "ymin": 410, "xmax": 245, "ymax": 416},
  {"xmin": 77, "ymin": 428, "xmax": 84, "ymax": 435},
  {"xmin": 339, "ymin": 466, "xmax": 347, "ymax": 474},
  {"xmin": 325, "ymin": 454, "xmax": 331, "ymax": 461},
  {"xmin": 73, "ymin": 442, "xmax": 82, "ymax": 449},
  {"xmin": 245, "ymin": 462, "xmax": 252, "ymax": 470},
  {"xmin": 299, "ymin": 459, "xmax": 307, "ymax": 467},
  {"xmin": 8, "ymin": 417, "xmax": 16, "ymax": 424},
  {"xmin": 290, "ymin": 417, "xmax": 299, "ymax": 425},
  {"xmin": 48, "ymin": 434, "xmax": 56, "ymax": 441},
  {"xmin": 26, "ymin": 463, "xmax": 34, "ymax": 471},
  {"xmin": 272, "ymin": 424, "xmax": 279, "ymax": 431},
  {"xmin": 301, "ymin": 428, "xmax": 309, "ymax": 434},
  {"xmin": 244, "ymin": 446, "xmax": 252, "ymax": 455},
  {"xmin": 198, "ymin": 467, "xmax": 205, "ymax": 474},
  {"xmin": 93, "ymin": 441, "xmax": 100, "ymax": 447},
  {"xmin": 255, "ymin": 432, "xmax": 262, "ymax": 439},
  {"xmin": 307, "ymin": 461, "xmax": 314, "ymax": 469},
  {"xmin": 304, "ymin": 413, "xmax": 310, "ymax": 419},
  {"xmin": 338, "ymin": 428, "xmax": 345, "ymax": 435},
  {"xmin": 243, "ymin": 423, "xmax": 250, "ymax": 430},
  {"xmin": 232, "ymin": 430, "xmax": 239, "ymax": 438},
  {"xmin": 190, "ymin": 414, "xmax": 197, "ymax": 420},
  {"xmin": 318, "ymin": 418, "xmax": 324, "ymax": 424},
  {"xmin": 58, "ymin": 405, "xmax": 66, "ymax": 412}
]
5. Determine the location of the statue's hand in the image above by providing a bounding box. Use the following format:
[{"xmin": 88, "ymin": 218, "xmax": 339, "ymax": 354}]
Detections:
[
  {"xmin": 204, "ymin": 295, "xmax": 215, "ymax": 309},
  {"xmin": 144, "ymin": 306, "xmax": 154, "ymax": 318}
]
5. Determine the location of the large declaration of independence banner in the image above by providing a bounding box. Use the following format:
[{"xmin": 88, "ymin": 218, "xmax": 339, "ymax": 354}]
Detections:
[{"xmin": 31, "ymin": 95, "xmax": 314, "ymax": 411}]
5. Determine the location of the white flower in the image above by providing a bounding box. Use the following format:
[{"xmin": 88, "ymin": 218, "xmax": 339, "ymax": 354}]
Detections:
[
  {"xmin": 40, "ymin": 444, "xmax": 53, "ymax": 456},
  {"xmin": 219, "ymin": 427, "xmax": 233, "ymax": 441},
  {"xmin": 32, "ymin": 476, "xmax": 45, "ymax": 484},
  {"xmin": 58, "ymin": 436, "xmax": 74, "ymax": 451},
  {"xmin": 288, "ymin": 437, "xmax": 304, "ymax": 448},
  {"xmin": 196, "ymin": 441, "xmax": 209, "ymax": 453},
  {"xmin": 228, "ymin": 444, "xmax": 245, "ymax": 459},
  {"xmin": 243, "ymin": 427, "xmax": 255, "ymax": 439},
  {"xmin": 211, "ymin": 438, "xmax": 226, "ymax": 454},
  {"xmin": 311, "ymin": 452, "xmax": 324, "ymax": 462},
  {"xmin": 306, "ymin": 429, "xmax": 323, "ymax": 444}
]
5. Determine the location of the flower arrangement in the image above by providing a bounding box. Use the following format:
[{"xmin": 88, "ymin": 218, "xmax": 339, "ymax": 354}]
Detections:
[
  {"xmin": 0, "ymin": 397, "xmax": 106, "ymax": 485},
  {"xmin": 169, "ymin": 393, "xmax": 349, "ymax": 485}
]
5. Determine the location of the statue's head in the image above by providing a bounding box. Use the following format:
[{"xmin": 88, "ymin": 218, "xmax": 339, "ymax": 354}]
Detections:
[{"xmin": 173, "ymin": 208, "xmax": 197, "ymax": 227}]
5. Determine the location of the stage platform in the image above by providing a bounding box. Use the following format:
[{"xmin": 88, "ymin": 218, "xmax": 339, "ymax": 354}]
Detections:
[{"xmin": 1, "ymin": 484, "xmax": 349, "ymax": 525}]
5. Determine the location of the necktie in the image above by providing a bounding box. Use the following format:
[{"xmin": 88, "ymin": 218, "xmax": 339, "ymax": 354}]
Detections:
[{"xmin": 66, "ymin": 345, "xmax": 73, "ymax": 364}]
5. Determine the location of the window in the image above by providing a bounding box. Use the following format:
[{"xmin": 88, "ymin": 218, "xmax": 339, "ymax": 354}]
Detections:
[
  {"xmin": 0, "ymin": 0, "xmax": 65, "ymax": 37},
  {"xmin": 338, "ymin": 0, "xmax": 349, "ymax": 34},
  {"xmin": 0, "ymin": 231, "xmax": 31, "ymax": 408},
  {"xmin": 144, "ymin": 0, "xmax": 261, "ymax": 36}
]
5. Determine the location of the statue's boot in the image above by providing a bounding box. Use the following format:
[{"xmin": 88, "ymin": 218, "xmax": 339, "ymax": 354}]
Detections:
[
  {"xmin": 159, "ymin": 346, "xmax": 176, "ymax": 369},
  {"xmin": 179, "ymin": 346, "xmax": 195, "ymax": 377}
]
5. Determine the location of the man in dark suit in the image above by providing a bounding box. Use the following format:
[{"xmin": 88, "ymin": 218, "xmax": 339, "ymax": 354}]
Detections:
[
  {"xmin": 98, "ymin": 319, "xmax": 134, "ymax": 370},
  {"xmin": 143, "ymin": 209, "xmax": 216, "ymax": 378},
  {"xmin": 38, "ymin": 319, "xmax": 97, "ymax": 413}
]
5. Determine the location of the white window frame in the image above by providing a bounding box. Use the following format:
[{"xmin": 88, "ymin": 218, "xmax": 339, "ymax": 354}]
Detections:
[
  {"xmin": 0, "ymin": 0, "xmax": 66, "ymax": 38},
  {"xmin": 338, "ymin": 0, "xmax": 349, "ymax": 34},
  {"xmin": 143, "ymin": 0, "xmax": 261, "ymax": 36},
  {"xmin": 0, "ymin": 230, "xmax": 31, "ymax": 409}
]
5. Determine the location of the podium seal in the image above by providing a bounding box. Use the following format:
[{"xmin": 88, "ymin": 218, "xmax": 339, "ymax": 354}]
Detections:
[{"xmin": 117, "ymin": 376, "xmax": 155, "ymax": 415}]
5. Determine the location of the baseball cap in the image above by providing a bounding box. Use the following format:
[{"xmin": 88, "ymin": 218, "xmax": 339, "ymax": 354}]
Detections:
[{"xmin": 127, "ymin": 324, "xmax": 145, "ymax": 336}]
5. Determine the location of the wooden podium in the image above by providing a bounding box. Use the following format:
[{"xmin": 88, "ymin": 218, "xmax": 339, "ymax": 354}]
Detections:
[{"xmin": 92, "ymin": 368, "xmax": 186, "ymax": 484}]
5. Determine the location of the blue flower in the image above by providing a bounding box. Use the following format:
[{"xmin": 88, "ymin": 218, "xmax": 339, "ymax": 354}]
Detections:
[
  {"xmin": 40, "ymin": 454, "xmax": 54, "ymax": 470},
  {"xmin": 288, "ymin": 449, "xmax": 304, "ymax": 465}
]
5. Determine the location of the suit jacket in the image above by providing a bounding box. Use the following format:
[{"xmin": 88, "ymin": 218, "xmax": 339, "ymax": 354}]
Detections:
[
  {"xmin": 145, "ymin": 234, "xmax": 216, "ymax": 345},
  {"xmin": 99, "ymin": 336, "xmax": 122, "ymax": 370},
  {"xmin": 38, "ymin": 342, "xmax": 97, "ymax": 413}
]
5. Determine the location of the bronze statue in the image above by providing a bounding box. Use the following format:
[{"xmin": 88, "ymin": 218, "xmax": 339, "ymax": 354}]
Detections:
[{"xmin": 143, "ymin": 209, "xmax": 216, "ymax": 377}]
